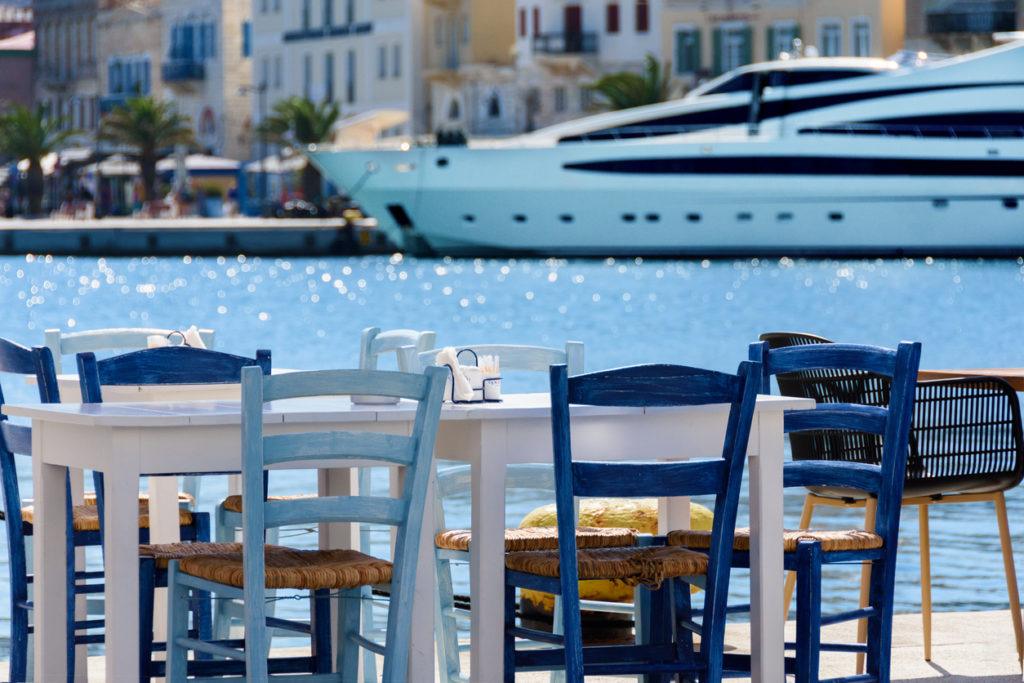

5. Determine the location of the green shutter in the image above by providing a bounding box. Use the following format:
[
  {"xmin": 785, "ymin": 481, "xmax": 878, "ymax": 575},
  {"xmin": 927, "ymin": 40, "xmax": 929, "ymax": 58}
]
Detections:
[
  {"xmin": 693, "ymin": 29, "xmax": 702, "ymax": 72},
  {"xmin": 794, "ymin": 23, "xmax": 801, "ymax": 39},
  {"xmin": 675, "ymin": 30, "xmax": 685, "ymax": 74},
  {"xmin": 712, "ymin": 27, "xmax": 722, "ymax": 74},
  {"xmin": 741, "ymin": 26, "xmax": 752, "ymax": 66},
  {"xmin": 766, "ymin": 26, "xmax": 775, "ymax": 60}
]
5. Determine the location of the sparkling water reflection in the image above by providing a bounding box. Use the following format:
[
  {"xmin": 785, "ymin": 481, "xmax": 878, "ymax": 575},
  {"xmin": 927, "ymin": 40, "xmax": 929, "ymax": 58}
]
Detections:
[{"xmin": 2, "ymin": 253, "xmax": 1024, "ymax": 654}]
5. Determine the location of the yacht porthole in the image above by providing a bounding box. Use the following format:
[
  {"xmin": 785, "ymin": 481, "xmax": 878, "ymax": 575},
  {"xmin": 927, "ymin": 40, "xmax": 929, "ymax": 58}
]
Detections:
[
  {"xmin": 933, "ymin": 199, "xmax": 949, "ymax": 209},
  {"xmin": 437, "ymin": 157, "xmax": 449, "ymax": 167},
  {"xmin": 462, "ymin": 215, "xmax": 475, "ymax": 223},
  {"xmin": 737, "ymin": 212, "xmax": 752, "ymax": 221},
  {"xmin": 777, "ymin": 212, "xmax": 794, "ymax": 221},
  {"xmin": 559, "ymin": 214, "xmax": 574, "ymax": 223},
  {"xmin": 622, "ymin": 213, "xmax": 637, "ymax": 222},
  {"xmin": 513, "ymin": 214, "xmax": 527, "ymax": 222},
  {"xmin": 645, "ymin": 213, "xmax": 660, "ymax": 222},
  {"xmin": 686, "ymin": 213, "xmax": 701, "ymax": 222},
  {"xmin": 828, "ymin": 212, "xmax": 844, "ymax": 222},
  {"xmin": 1003, "ymin": 198, "xmax": 1019, "ymax": 209}
]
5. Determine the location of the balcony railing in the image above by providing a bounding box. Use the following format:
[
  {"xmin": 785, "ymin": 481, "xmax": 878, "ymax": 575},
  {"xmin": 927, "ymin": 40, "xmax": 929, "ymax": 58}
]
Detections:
[
  {"xmin": 925, "ymin": 10, "xmax": 1016, "ymax": 34},
  {"xmin": 532, "ymin": 31, "xmax": 597, "ymax": 55},
  {"xmin": 161, "ymin": 60, "xmax": 205, "ymax": 82}
]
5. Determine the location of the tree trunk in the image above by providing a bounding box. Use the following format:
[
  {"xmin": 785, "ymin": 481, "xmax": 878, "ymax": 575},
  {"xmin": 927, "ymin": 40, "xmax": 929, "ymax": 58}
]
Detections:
[
  {"xmin": 301, "ymin": 164, "xmax": 321, "ymax": 206},
  {"xmin": 26, "ymin": 162, "xmax": 44, "ymax": 216},
  {"xmin": 140, "ymin": 154, "xmax": 158, "ymax": 202}
]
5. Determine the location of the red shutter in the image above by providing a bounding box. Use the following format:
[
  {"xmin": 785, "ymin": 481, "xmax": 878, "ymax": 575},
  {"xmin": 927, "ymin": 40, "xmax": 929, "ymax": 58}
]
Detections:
[
  {"xmin": 606, "ymin": 3, "xmax": 619, "ymax": 33},
  {"xmin": 635, "ymin": 0, "xmax": 648, "ymax": 32},
  {"xmin": 519, "ymin": 8, "xmax": 526, "ymax": 37},
  {"xmin": 533, "ymin": 7, "xmax": 540, "ymax": 36}
]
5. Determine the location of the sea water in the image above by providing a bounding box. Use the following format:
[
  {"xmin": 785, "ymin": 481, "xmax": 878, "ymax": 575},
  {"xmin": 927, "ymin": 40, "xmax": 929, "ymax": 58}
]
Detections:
[{"xmin": 2, "ymin": 252, "xmax": 1024, "ymax": 653}]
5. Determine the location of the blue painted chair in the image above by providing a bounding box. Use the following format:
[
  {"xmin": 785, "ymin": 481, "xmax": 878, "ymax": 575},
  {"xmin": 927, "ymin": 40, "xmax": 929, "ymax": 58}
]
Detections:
[
  {"xmin": 503, "ymin": 362, "xmax": 760, "ymax": 681},
  {"xmin": 0, "ymin": 338, "xmax": 103, "ymax": 682},
  {"xmin": 77, "ymin": 344, "xmax": 271, "ymax": 679},
  {"xmin": 761, "ymin": 331, "xmax": 1024, "ymax": 670},
  {"xmin": 671, "ymin": 341, "xmax": 920, "ymax": 682},
  {"xmin": 415, "ymin": 342, "xmax": 584, "ymax": 682},
  {"xmin": 164, "ymin": 365, "xmax": 447, "ymax": 681},
  {"xmin": 45, "ymin": 326, "xmax": 215, "ymax": 374}
]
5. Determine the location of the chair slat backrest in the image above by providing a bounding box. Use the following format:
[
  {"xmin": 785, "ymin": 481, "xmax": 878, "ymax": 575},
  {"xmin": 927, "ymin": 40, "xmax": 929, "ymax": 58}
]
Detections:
[
  {"xmin": 549, "ymin": 361, "xmax": 760, "ymax": 668},
  {"xmin": 749, "ymin": 339, "xmax": 921, "ymax": 543},
  {"xmin": 239, "ymin": 365, "xmax": 446, "ymax": 680},
  {"xmin": 0, "ymin": 339, "xmax": 62, "ymax": 642},
  {"xmin": 359, "ymin": 327, "xmax": 436, "ymax": 372},
  {"xmin": 414, "ymin": 342, "xmax": 584, "ymax": 376},
  {"xmin": 45, "ymin": 327, "xmax": 215, "ymax": 373}
]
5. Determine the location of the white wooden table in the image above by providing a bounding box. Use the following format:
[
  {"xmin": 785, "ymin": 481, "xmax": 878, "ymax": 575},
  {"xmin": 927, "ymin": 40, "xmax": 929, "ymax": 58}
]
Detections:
[{"xmin": 6, "ymin": 392, "xmax": 810, "ymax": 682}]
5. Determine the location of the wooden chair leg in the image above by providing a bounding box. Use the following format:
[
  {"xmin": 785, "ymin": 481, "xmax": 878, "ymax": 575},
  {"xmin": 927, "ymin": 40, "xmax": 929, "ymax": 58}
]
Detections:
[
  {"xmin": 784, "ymin": 494, "xmax": 817, "ymax": 620},
  {"xmin": 919, "ymin": 503, "xmax": 932, "ymax": 661},
  {"xmin": 994, "ymin": 492, "xmax": 1024, "ymax": 669},
  {"xmin": 855, "ymin": 497, "xmax": 877, "ymax": 675}
]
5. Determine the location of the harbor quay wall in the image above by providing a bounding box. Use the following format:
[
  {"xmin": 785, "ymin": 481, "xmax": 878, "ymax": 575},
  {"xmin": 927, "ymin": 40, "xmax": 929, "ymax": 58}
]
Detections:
[{"xmin": 0, "ymin": 217, "xmax": 395, "ymax": 256}]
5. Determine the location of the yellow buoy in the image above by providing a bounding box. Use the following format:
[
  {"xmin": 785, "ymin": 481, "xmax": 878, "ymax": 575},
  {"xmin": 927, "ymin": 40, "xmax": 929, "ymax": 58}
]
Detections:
[{"xmin": 519, "ymin": 498, "xmax": 713, "ymax": 611}]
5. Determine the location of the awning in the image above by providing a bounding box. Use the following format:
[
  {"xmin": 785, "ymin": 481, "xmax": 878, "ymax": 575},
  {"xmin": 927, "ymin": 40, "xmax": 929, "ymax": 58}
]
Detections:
[
  {"xmin": 155, "ymin": 153, "xmax": 241, "ymax": 174},
  {"xmin": 243, "ymin": 153, "xmax": 307, "ymax": 174}
]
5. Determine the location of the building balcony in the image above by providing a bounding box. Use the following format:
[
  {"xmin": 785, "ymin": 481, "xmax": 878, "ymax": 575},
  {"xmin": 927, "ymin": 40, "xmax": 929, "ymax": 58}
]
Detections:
[
  {"xmin": 925, "ymin": 10, "xmax": 1016, "ymax": 34},
  {"xmin": 99, "ymin": 94, "xmax": 132, "ymax": 114},
  {"xmin": 161, "ymin": 60, "xmax": 205, "ymax": 82},
  {"xmin": 532, "ymin": 32, "xmax": 597, "ymax": 55}
]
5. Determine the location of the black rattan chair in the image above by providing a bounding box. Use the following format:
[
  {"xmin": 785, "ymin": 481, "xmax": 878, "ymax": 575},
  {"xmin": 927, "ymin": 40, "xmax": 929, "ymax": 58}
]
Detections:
[{"xmin": 762, "ymin": 331, "xmax": 1024, "ymax": 669}]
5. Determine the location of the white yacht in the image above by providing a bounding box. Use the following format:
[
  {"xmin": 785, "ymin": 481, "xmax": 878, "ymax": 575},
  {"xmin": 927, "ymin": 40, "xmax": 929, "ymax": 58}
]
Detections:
[{"xmin": 306, "ymin": 39, "xmax": 1024, "ymax": 257}]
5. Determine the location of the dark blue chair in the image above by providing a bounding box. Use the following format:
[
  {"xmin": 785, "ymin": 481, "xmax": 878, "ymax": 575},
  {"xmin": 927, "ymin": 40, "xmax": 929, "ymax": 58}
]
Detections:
[
  {"xmin": 0, "ymin": 338, "xmax": 105, "ymax": 683},
  {"xmin": 76, "ymin": 344, "xmax": 271, "ymax": 680},
  {"xmin": 503, "ymin": 362, "xmax": 760, "ymax": 682}
]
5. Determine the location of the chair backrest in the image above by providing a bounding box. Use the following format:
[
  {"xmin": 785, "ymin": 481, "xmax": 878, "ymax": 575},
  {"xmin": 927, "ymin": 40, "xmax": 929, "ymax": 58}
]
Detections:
[
  {"xmin": 76, "ymin": 345, "xmax": 271, "ymax": 403},
  {"xmin": 45, "ymin": 326, "xmax": 216, "ymax": 373},
  {"xmin": 0, "ymin": 339, "xmax": 61, "ymax": 616},
  {"xmin": 413, "ymin": 342, "xmax": 584, "ymax": 377},
  {"xmin": 359, "ymin": 327, "xmax": 436, "ymax": 372},
  {"xmin": 761, "ymin": 332, "xmax": 1024, "ymax": 497},
  {"xmin": 549, "ymin": 361, "xmax": 760, "ymax": 668},
  {"xmin": 239, "ymin": 364, "xmax": 446, "ymax": 680},
  {"xmin": 748, "ymin": 339, "xmax": 921, "ymax": 546},
  {"xmin": 434, "ymin": 462, "xmax": 556, "ymax": 531}
]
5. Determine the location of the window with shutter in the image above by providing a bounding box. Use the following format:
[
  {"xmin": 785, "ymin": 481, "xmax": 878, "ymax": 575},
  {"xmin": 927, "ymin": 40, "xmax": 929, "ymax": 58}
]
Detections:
[{"xmin": 606, "ymin": 4, "xmax": 619, "ymax": 34}]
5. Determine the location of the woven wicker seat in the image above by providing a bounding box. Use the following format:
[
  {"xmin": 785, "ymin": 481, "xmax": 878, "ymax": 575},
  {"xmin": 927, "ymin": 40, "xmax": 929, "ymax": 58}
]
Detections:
[
  {"xmin": 667, "ymin": 527, "xmax": 883, "ymax": 553},
  {"xmin": 178, "ymin": 547, "xmax": 393, "ymax": 590},
  {"xmin": 84, "ymin": 491, "xmax": 195, "ymax": 507},
  {"xmin": 505, "ymin": 545, "xmax": 708, "ymax": 589},
  {"xmin": 435, "ymin": 525, "xmax": 638, "ymax": 553},
  {"xmin": 219, "ymin": 493, "xmax": 316, "ymax": 514},
  {"xmin": 139, "ymin": 542, "xmax": 245, "ymax": 570},
  {"xmin": 22, "ymin": 502, "xmax": 193, "ymax": 531}
]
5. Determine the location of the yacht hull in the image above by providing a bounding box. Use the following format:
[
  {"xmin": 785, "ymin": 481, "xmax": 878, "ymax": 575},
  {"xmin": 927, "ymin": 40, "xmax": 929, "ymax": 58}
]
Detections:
[{"xmin": 309, "ymin": 135, "xmax": 1024, "ymax": 256}]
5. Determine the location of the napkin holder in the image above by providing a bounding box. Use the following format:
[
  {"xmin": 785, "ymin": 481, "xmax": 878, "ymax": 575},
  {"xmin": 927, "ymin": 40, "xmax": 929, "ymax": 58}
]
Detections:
[{"xmin": 443, "ymin": 349, "xmax": 501, "ymax": 403}]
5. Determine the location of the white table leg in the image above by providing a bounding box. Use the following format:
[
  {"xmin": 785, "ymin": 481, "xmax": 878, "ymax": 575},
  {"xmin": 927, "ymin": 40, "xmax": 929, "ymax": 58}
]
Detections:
[
  {"xmin": 469, "ymin": 421, "xmax": 507, "ymax": 683},
  {"xmin": 32, "ymin": 425, "xmax": 69, "ymax": 682},
  {"xmin": 148, "ymin": 475, "xmax": 182, "ymax": 647},
  {"xmin": 748, "ymin": 410, "xmax": 784, "ymax": 683},
  {"xmin": 103, "ymin": 439, "xmax": 141, "ymax": 682}
]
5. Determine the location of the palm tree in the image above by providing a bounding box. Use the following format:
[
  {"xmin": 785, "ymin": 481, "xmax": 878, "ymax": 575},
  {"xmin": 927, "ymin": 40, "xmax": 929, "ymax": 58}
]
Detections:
[
  {"xmin": 0, "ymin": 103, "xmax": 78, "ymax": 216},
  {"xmin": 97, "ymin": 96, "xmax": 196, "ymax": 202},
  {"xmin": 260, "ymin": 96, "xmax": 340, "ymax": 205},
  {"xmin": 587, "ymin": 54, "xmax": 673, "ymax": 111}
]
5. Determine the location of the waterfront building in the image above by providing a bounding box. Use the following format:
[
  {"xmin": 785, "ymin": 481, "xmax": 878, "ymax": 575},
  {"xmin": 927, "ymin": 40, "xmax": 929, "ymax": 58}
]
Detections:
[
  {"xmin": 661, "ymin": 0, "xmax": 906, "ymax": 89},
  {"xmin": 33, "ymin": 0, "xmax": 100, "ymax": 134},
  {"xmin": 0, "ymin": 5, "xmax": 34, "ymax": 110},
  {"xmin": 249, "ymin": 0, "xmax": 426, "ymax": 139},
  {"xmin": 905, "ymin": 0, "xmax": 1019, "ymax": 54},
  {"xmin": 157, "ymin": 0, "xmax": 251, "ymax": 160}
]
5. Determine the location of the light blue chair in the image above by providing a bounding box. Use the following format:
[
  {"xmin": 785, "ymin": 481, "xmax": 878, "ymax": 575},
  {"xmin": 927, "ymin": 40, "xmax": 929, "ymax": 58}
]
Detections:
[
  {"xmin": 359, "ymin": 327, "xmax": 436, "ymax": 371},
  {"xmin": 45, "ymin": 326, "xmax": 215, "ymax": 373},
  {"xmin": 504, "ymin": 362, "xmax": 761, "ymax": 681},
  {"xmin": 165, "ymin": 365, "xmax": 446, "ymax": 681}
]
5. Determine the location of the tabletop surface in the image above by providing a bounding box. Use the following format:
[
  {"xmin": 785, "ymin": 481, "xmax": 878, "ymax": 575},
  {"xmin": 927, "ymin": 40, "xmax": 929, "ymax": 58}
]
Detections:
[
  {"xmin": 2, "ymin": 392, "xmax": 811, "ymax": 427},
  {"xmin": 918, "ymin": 368, "xmax": 1024, "ymax": 391}
]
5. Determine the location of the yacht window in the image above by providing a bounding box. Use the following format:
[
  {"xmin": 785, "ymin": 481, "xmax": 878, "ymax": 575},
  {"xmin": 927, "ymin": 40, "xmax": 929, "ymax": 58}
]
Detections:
[
  {"xmin": 560, "ymin": 214, "xmax": 574, "ymax": 222},
  {"xmin": 1003, "ymin": 198, "xmax": 1019, "ymax": 209},
  {"xmin": 780, "ymin": 69, "xmax": 878, "ymax": 86},
  {"xmin": 705, "ymin": 72, "xmax": 753, "ymax": 95},
  {"xmin": 686, "ymin": 213, "xmax": 701, "ymax": 222},
  {"xmin": 622, "ymin": 213, "xmax": 637, "ymax": 222}
]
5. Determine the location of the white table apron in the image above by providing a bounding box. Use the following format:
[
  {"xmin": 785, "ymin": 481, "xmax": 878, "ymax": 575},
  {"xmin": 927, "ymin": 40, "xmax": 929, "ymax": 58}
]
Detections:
[{"xmin": 9, "ymin": 392, "xmax": 811, "ymax": 683}]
